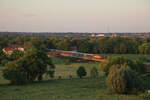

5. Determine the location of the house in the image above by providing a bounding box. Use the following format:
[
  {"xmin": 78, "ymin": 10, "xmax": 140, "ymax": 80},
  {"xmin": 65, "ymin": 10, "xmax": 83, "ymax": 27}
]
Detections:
[
  {"xmin": 96, "ymin": 34, "xmax": 104, "ymax": 37},
  {"xmin": 2, "ymin": 48, "xmax": 14, "ymax": 55},
  {"xmin": 91, "ymin": 34, "xmax": 105, "ymax": 37},
  {"xmin": 3, "ymin": 45, "xmax": 24, "ymax": 55}
]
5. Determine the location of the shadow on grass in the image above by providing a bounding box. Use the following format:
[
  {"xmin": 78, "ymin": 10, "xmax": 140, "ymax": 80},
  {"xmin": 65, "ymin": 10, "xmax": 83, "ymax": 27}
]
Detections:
[{"xmin": 0, "ymin": 76, "xmax": 105, "ymax": 87}]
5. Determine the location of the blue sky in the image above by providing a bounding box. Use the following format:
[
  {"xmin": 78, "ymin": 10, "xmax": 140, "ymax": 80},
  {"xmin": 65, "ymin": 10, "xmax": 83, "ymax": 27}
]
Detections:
[{"xmin": 0, "ymin": 0, "xmax": 150, "ymax": 32}]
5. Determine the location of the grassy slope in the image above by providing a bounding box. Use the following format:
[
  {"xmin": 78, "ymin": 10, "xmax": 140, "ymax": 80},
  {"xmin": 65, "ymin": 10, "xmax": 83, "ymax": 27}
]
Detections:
[
  {"xmin": 0, "ymin": 77, "xmax": 147, "ymax": 100},
  {"xmin": 0, "ymin": 57, "xmax": 150, "ymax": 100}
]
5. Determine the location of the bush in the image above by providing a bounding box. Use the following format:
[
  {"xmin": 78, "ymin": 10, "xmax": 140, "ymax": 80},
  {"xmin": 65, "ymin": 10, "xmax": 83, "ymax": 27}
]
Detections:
[
  {"xmin": 48, "ymin": 70, "xmax": 55, "ymax": 78},
  {"xmin": 100, "ymin": 56, "xmax": 145, "ymax": 76},
  {"xmin": 139, "ymin": 43, "xmax": 150, "ymax": 54},
  {"xmin": 106, "ymin": 64, "xmax": 143, "ymax": 94},
  {"xmin": 64, "ymin": 57, "xmax": 77, "ymax": 65},
  {"xmin": 68, "ymin": 57, "xmax": 77, "ymax": 62},
  {"xmin": 99, "ymin": 63, "xmax": 108, "ymax": 75},
  {"xmin": 100, "ymin": 56, "xmax": 132, "ymax": 76},
  {"xmin": 0, "ymin": 48, "xmax": 7, "ymax": 66},
  {"xmin": 133, "ymin": 60, "xmax": 145, "ymax": 74},
  {"xmin": 77, "ymin": 66, "xmax": 87, "ymax": 78},
  {"xmin": 3, "ymin": 69, "xmax": 27, "ymax": 85},
  {"xmin": 0, "ymin": 59, "xmax": 8, "ymax": 67},
  {"xmin": 138, "ymin": 56, "xmax": 150, "ymax": 62},
  {"xmin": 3, "ymin": 61, "xmax": 27, "ymax": 85},
  {"xmin": 46, "ymin": 64, "xmax": 55, "ymax": 78},
  {"xmin": 90, "ymin": 67, "xmax": 99, "ymax": 78}
]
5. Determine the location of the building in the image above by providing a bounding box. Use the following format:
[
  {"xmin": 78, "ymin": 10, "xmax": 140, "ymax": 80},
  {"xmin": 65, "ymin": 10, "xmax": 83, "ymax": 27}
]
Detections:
[
  {"xmin": 91, "ymin": 33, "xmax": 105, "ymax": 37},
  {"xmin": 3, "ymin": 45, "xmax": 24, "ymax": 55}
]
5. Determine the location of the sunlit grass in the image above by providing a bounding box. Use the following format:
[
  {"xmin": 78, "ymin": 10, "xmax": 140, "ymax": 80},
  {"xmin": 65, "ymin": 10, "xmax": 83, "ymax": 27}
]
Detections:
[{"xmin": 0, "ymin": 57, "xmax": 150, "ymax": 100}]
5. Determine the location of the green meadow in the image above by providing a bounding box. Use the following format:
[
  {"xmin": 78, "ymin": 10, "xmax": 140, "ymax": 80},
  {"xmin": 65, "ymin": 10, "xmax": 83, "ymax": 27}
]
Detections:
[{"xmin": 0, "ymin": 56, "xmax": 150, "ymax": 100}]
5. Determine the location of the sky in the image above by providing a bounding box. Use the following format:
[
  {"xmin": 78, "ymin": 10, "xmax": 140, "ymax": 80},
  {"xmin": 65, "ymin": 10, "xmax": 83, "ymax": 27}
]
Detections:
[{"xmin": 0, "ymin": 0, "xmax": 150, "ymax": 32}]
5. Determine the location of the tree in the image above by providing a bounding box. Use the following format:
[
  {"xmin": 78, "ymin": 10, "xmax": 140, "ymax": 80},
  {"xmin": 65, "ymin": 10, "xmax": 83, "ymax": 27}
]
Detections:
[
  {"xmin": 106, "ymin": 64, "xmax": 143, "ymax": 94},
  {"xmin": 46, "ymin": 65, "xmax": 55, "ymax": 78},
  {"xmin": 19, "ymin": 49, "xmax": 55, "ymax": 81},
  {"xmin": 76, "ymin": 66, "xmax": 87, "ymax": 78},
  {"xmin": 47, "ymin": 70, "xmax": 55, "ymax": 78},
  {"xmin": 0, "ymin": 48, "xmax": 4, "ymax": 61},
  {"xmin": 100, "ymin": 56, "xmax": 145, "ymax": 76},
  {"xmin": 0, "ymin": 48, "xmax": 7, "ymax": 66},
  {"xmin": 90, "ymin": 67, "xmax": 99, "ymax": 78},
  {"xmin": 24, "ymin": 38, "xmax": 47, "ymax": 51},
  {"xmin": 3, "ymin": 61, "xmax": 27, "ymax": 85},
  {"xmin": 9, "ymin": 50, "xmax": 24, "ymax": 61},
  {"xmin": 64, "ymin": 57, "xmax": 77, "ymax": 65},
  {"xmin": 139, "ymin": 43, "xmax": 150, "ymax": 54},
  {"xmin": 76, "ymin": 39, "xmax": 92, "ymax": 53},
  {"xmin": 3, "ymin": 49, "xmax": 55, "ymax": 84},
  {"xmin": 100, "ymin": 56, "xmax": 133, "ymax": 76},
  {"xmin": 56, "ymin": 38, "xmax": 71, "ymax": 51},
  {"xmin": 119, "ymin": 43, "xmax": 127, "ymax": 54}
]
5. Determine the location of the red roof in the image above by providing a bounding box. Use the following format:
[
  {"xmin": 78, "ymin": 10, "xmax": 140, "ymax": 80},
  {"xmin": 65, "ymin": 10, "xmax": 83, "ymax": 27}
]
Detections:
[
  {"xmin": 3, "ymin": 45, "xmax": 24, "ymax": 53},
  {"xmin": 3, "ymin": 48, "xmax": 14, "ymax": 52}
]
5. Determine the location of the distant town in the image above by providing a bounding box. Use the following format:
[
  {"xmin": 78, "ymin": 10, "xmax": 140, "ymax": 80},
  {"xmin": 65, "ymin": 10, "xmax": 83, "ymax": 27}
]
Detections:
[{"xmin": 0, "ymin": 32, "xmax": 150, "ymax": 37}]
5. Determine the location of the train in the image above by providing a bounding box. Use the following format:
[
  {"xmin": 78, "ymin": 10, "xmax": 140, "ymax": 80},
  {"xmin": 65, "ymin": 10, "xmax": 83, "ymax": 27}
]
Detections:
[{"xmin": 49, "ymin": 49, "xmax": 104, "ymax": 61}]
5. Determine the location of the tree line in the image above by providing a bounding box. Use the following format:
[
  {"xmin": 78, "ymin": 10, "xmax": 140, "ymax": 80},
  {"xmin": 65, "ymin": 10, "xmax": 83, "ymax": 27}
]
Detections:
[{"xmin": 1, "ymin": 34, "xmax": 150, "ymax": 54}]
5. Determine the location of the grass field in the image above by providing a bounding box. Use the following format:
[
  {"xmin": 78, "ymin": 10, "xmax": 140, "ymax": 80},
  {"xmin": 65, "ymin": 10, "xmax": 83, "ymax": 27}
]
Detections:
[
  {"xmin": 1, "ymin": 77, "xmax": 149, "ymax": 100},
  {"xmin": 0, "ymin": 56, "xmax": 150, "ymax": 100}
]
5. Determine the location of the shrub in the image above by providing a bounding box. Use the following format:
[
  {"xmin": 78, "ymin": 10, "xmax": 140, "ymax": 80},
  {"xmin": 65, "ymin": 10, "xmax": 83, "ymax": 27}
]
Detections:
[
  {"xmin": 106, "ymin": 64, "xmax": 143, "ymax": 94},
  {"xmin": 0, "ymin": 59, "xmax": 8, "ymax": 67},
  {"xmin": 3, "ymin": 61, "xmax": 27, "ymax": 85},
  {"xmin": 100, "ymin": 56, "xmax": 145, "ymax": 76},
  {"xmin": 133, "ymin": 60, "xmax": 145, "ymax": 74},
  {"xmin": 99, "ymin": 63, "xmax": 108, "ymax": 75},
  {"xmin": 90, "ymin": 67, "xmax": 99, "ymax": 78},
  {"xmin": 46, "ymin": 65, "xmax": 55, "ymax": 78},
  {"xmin": 3, "ymin": 69, "xmax": 27, "ymax": 85},
  {"xmin": 64, "ymin": 57, "xmax": 77, "ymax": 65},
  {"xmin": 69, "ymin": 57, "xmax": 77, "ymax": 62},
  {"xmin": 139, "ymin": 43, "xmax": 150, "ymax": 54},
  {"xmin": 48, "ymin": 70, "xmax": 55, "ymax": 78},
  {"xmin": 77, "ymin": 66, "xmax": 87, "ymax": 78},
  {"xmin": 0, "ymin": 48, "xmax": 7, "ymax": 66},
  {"xmin": 138, "ymin": 56, "xmax": 150, "ymax": 62}
]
